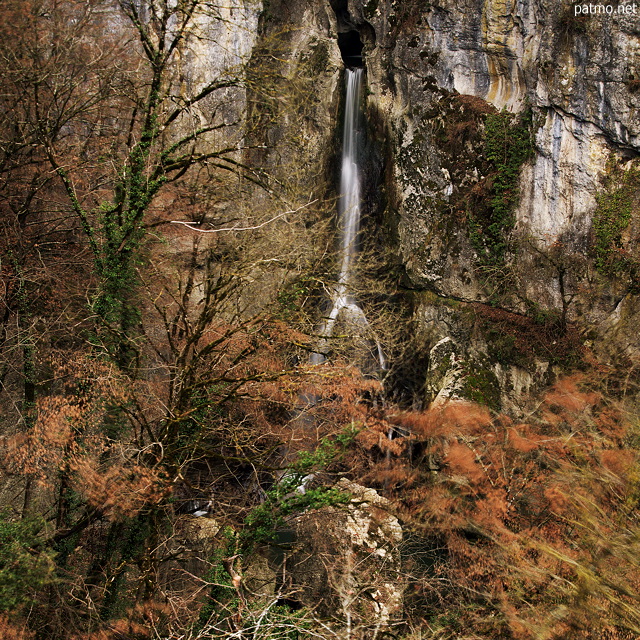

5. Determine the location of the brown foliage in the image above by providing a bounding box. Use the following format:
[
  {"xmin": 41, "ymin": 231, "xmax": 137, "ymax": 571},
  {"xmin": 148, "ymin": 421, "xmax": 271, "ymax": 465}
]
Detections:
[
  {"xmin": 473, "ymin": 302, "xmax": 584, "ymax": 366},
  {"xmin": 70, "ymin": 458, "xmax": 168, "ymax": 521},
  {"xmin": 600, "ymin": 449, "xmax": 636, "ymax": 479},
  {"xmin": 507, "ymin": 426, "xmax": 539, "ymax": 453},
  {"xmin": 544, "ymin": 375, "xmax": 600, "ymax": 414},
  {"xmin": 388, "ymin": 401, "xmax": 492, "ymax": 439},
  {"xmin": 444, "ymin": 441, "xmax": 485, "ymax": 484},
  {"xmin": 1, "ymin": 355, "xmax": 173, "ymax": 526},
  {"xmin": 0, "ymin": 617, "xmax": 35, "ymax": 640},
  {"xmin": 345, "ymin": 370, "xmax": 640, "ymax": 639},
  {"xmin": 73, "ymin": 603, "xmax": 171, "ymax": 640}
]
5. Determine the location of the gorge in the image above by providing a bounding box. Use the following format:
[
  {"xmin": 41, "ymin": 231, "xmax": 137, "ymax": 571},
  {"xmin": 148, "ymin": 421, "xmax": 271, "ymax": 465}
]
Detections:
[{"xmin": 1, "ymin": 1, "xmax": 639, "ymax": 639}]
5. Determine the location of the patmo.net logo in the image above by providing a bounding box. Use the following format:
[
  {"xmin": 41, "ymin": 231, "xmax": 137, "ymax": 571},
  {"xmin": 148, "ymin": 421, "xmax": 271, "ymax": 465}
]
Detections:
[{"xmin": 574, "ymin": 2, "xmax": 638, "ymax": 15}]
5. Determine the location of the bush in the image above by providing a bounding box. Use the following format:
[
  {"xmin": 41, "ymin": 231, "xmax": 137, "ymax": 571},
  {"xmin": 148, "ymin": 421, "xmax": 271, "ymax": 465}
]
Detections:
[
  {"xmin": 468, "ymin": 109, "xmax": 533, "ymax": 267},
  {"xmin": 0, "ymin": 514, "xmax": 55, "ymax": 612},
  {"xmin": 592, "ymin": 160, "xmax": 640, "ymax": 289}
]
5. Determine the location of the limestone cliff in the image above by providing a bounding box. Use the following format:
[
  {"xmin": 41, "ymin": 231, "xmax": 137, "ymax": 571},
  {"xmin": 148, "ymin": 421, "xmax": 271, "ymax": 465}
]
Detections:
[
  {"xmin": 357, "ymin": 1, "xmax": 639, "ymax": 348},
  {"xmin": 248, "ymin": 0, "xmax": 640, "ymax": 405}
]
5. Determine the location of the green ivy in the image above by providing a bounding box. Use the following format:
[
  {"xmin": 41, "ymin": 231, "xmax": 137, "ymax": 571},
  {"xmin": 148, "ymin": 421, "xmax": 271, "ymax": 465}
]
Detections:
[
  {"xmin": 198, "ymin": 527, "xmax": 239, "ymax": 627},
  {"xmin": 198, "ymin": 523, "xmax": 314, "ymax": 636},
  {"xmin": 469, "ymin": 109, "xmax": 533, "ymax": 267},
  {"xmin": 0, "ymin": 513, "xmax": 55, "ymax": 612},
  {"xmin": 592, "ymin": 161, "xmax": 640, "ymax": 287},
  {"xmin": 97, "ymin": 508, "xmax": 163, "ymax": 620},
  {"xmin": 88, "ymin": 112, "xmax": 167, "ymax": 370}
]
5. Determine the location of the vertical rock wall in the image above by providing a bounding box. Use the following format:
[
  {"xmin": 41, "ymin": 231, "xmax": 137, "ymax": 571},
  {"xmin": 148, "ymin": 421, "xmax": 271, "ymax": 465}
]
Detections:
[
  {"xmin": 241, "ymin": 1, "xmax": 640, "ymax": 397},
  {"xmin": 295, "ymin": 0, "xmax": 640, "ymax": 396}
]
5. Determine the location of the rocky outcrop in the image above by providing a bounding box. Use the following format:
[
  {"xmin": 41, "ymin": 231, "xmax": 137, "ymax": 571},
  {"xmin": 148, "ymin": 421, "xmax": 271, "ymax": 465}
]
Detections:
[
  {"xmin": 286, "ymin": 479, "xmax": 403, "ymax": 633},
  {"xmin": 188, "ymin": 0, "xmax": 263, "ymax": 124},
  {"xmin": 248, "ymin": 0, "xmax": 343, "ymax": 190},
  {"xmin": 355, "ymin": 0, "xmax": 640, "ymax": 239},
  {"xmin": 320, "ymin": 0, "xmax": 640, "ymax": 389},
  {"xmin": 417, "ymin": 293, "xmax": 555, "ymax": 411}
]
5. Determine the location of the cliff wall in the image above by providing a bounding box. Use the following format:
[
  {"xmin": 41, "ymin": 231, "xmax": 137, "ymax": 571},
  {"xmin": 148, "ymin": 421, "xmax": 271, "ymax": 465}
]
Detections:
[{"xmin": 252, "ymin": 0, "xmax": 640, "ymax": 405}]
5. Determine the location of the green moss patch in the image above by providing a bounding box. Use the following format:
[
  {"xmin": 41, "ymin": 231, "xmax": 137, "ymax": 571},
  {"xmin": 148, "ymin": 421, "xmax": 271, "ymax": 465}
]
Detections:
[
  {"xmin": 468, "ymin": 109, "xmax": 533, "ymax": 267},
  {"xmin": 592, "ymin": 160, "xmax": 640, "ymax": 291},
  {"xmin": 460, "ymin": 359, "xmax": 501, "ymax": 411}
]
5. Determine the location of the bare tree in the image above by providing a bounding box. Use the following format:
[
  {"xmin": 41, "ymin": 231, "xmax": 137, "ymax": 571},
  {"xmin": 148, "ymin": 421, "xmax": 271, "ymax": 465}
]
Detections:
[{"xmin": 0, "ymin": 0, "xmax": 283, "ymax": 370}]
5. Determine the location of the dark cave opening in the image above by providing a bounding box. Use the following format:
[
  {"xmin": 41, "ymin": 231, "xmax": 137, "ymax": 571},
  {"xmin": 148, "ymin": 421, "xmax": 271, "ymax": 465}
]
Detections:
[
  {"xmin": 329, "ymin": 0, "xmax": 367, "ymax": 67},
  {"xmin": 338, "ymin": 29, "xmax": 364, "ymax": 67}
]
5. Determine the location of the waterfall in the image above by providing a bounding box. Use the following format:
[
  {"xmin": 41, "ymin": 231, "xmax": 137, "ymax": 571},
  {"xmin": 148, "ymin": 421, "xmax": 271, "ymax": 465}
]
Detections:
[
  {"xmin": 311, "ymin": 68, "xmax": 385, "ymax": 369},
  {"xmin": 338, "ymin": 67, "xmax": 363, "ymax": 290}
]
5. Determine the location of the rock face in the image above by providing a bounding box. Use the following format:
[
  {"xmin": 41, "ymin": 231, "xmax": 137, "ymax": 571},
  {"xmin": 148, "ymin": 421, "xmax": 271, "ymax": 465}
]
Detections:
[
  {"xmin": 247, "ymin": 0, "xmax": 343, "ymax": 190},
  {"xmin": 286, "ymin": 479, "xmax": 403, "ymax": 633},
  {"xmin": 189, "ymin": 0, "xmax": 263, "ymax": 121},
  {"xmin": 199, "ymin": 1, "xmax": 640, "ymax": 400},
  {"xmin": 279, "ymin": 0, "xmax": 640, "ymax": 393},
  {"xmin": 349, "ymin": 0, "xmax": 640, "ymax": 367},
  {"xmin": 355, "ymin": 0, "xmax": 640, "ymax": 242}
]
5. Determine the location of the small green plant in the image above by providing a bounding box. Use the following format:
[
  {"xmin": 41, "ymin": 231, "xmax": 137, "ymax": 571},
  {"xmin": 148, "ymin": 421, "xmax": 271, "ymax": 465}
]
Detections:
[
  {"xmin": 592, "ymin": 160, "xmax": 640, "ymax": 288},
  {"xmin": 198, "ymin": 527, "xmax": 239, "ymax": 627},
  {"xmin": 242, "ymin": 484, "xmax": 351, "ymax": 547},
  {"xmin": 468, "ymin": 109, "xmax": 533, "ymax": 267},
  {"xmin": 241, "ymin": 428, "xmax": 358, "ymax": 547},
  {"xmin": 294, "ymin": 424, "xmax": 359, "ymax": 472},
  {"xmin": 276, "ymin": 275, "xmax": 317, "ymax": 318}
]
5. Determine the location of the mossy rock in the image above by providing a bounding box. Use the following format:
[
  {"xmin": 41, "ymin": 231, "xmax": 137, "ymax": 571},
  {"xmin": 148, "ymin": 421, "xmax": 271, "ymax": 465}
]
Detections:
[{"xmin": 460, "ymin": 360, "xmax": 501, "ymax": 411}]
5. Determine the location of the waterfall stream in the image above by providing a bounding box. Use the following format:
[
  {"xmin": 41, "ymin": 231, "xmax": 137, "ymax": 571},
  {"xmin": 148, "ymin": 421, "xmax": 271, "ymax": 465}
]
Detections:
[{"xmin": 311, "ymin": 68, "xmax": 385, "ymax": 369}]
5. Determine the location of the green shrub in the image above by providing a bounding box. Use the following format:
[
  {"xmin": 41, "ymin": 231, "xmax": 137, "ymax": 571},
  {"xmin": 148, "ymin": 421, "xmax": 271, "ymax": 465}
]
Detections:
[
  {"xmin": 468, "ymin": 109, "xmax": 533, "ymax": 267},
  {"xmin": 198, "ymin": 527, "xmax": 239, "ymax": 627},
  {"xmin": 0, "ymin": 514, "xmax": 55, "ymax": 612},
  {"xmin": 592, "ymin": 161, "xmax": 640, "ymax": 288}
]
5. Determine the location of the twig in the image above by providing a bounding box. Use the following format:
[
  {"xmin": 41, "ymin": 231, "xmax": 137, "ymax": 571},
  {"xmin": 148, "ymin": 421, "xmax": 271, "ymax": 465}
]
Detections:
[{"xmin": 169, "ymin": 199, "xmax": 317, "ymax": 233}]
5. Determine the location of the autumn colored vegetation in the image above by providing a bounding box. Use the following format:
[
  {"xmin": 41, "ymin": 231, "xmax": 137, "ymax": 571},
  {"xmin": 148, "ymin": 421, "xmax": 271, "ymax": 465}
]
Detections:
[
  {"xmin": 0, "ymin": 1, "xmax": 387, "ymax": 636},
  {"xmin": 1, "ymin": 1, "xmax": 640, "ymax": 639},
  {"xmin": 353, "ymin": 368, "xmax": 640, "ymax": 639}
]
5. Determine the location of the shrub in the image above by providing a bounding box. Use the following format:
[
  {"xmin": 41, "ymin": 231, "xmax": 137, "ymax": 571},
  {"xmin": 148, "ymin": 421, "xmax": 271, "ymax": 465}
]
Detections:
[
  {"xmin": 0, "ymin": 514, "xmax": 55, "ymax": 612},
  {"xmin": 468, "ymin": 109, "xmax": 533, "ymax": 267},
  {"xmin": 592, "ymin": 160, "xmax": 640, "ymax": 289}
]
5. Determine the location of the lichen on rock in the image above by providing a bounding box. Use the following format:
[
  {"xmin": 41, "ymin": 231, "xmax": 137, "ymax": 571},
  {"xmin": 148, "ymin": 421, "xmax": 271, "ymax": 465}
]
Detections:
[{"xmin": 286, "ymin": 478, "xmax": 403, "ymax": 632}]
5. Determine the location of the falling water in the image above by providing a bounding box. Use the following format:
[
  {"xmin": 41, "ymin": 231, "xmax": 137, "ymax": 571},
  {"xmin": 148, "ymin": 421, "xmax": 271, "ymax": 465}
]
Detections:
[
  {"xmin": 311, "ymin": 68, "xmax": 385, "ymax": 369},
  {"xmin": 337, "ymin": 67, "xmax": 363, "ymax": 290}
]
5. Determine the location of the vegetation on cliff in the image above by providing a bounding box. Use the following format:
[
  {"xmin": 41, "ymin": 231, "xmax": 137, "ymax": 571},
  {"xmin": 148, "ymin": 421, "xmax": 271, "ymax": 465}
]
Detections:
[
  {"xmin": 592, "ymin": 159, "xmax": 640, "ymax": 291},
  {"xmin": 468, "ymin": 108, "xmax": 534, "ymax": 268}
]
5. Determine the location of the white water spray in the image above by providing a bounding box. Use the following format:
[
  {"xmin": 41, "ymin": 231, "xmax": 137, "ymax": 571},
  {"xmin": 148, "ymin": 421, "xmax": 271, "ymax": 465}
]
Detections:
[{"xmin": 311, "ymin": 68, "xmax": 385, "ymax": 369}]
